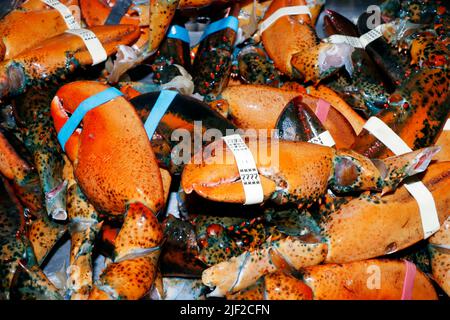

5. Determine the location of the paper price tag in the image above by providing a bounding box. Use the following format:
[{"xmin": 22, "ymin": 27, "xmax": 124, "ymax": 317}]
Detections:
[
  {"xmin": 359, "ymin": 26, "xmax": 383, "ymax": 48},
  {"xmin": 258, "ymin": 5, "xmax": 311, "ymax": 35},
  {"xmin": 325, "ymin": 34, "xmax": 364, "ymax": 48},
  {"xmin": 222, "ymin": 134, "xmax": 264, "ymax": 205},
  {"xmin": 308, "ymin": 131, "xmax": 336, "ymax": 147},
  {"xmin": 324, "ymin": 24, "xmax": 384, "ymax": 49},
  {"xmin": 363, "ymin": 117, "xmax": 440, "ymax": 239},
  {"xmin": 42, "ymin": 0, "xmax": 80, "ymax": 29},
  {"xmin": 66, "ymin": 29, "xmax": 108, "ymax": 65}
]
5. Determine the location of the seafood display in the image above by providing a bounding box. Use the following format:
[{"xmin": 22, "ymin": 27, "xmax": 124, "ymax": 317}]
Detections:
[{"xmin": 0, "ymin": 0, "xmax": 448, "ymax": 301}]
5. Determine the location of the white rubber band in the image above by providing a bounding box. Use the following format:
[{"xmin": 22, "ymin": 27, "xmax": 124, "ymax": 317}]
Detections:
[
  {"xmin": 430, "ymin": 243, "xmax": 450, "ymax": 250},
  {"xmin": 308, "ymin": 130, "xmax": 336, "ymax": 147},
  {"xmin": 258, "ymin": 6, "xmax": 311, "ymax": 35},
  {"xmin": 363, "ymin": 117, "xmax": 440, "ymax": 239},
  {"xmin": 66, "ymin": 29, "xmax": 108, "ymax": 65},
  {"xmin": 444, "ymin": 119, "xmax": 450, "ymax": 131},
  {"xmin": 42, "ymin": 0, "xmax": 80, "ymax": 29},
  {"xmin": 324, "ymin": 24, "xmax": 384, "ymax": 49},
  {"xmin": 222, "ymin": 134, "xmax": 264, "ymax": 205}
]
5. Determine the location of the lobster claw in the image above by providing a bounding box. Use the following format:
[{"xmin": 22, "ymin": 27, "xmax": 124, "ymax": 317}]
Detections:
[
  {"xmin": 148, "ymin": 0, "xmax": 180, "ymax": 53},
  {"xmin": 50, "ymin": 81, "xmax": 164, "ymax": 215},
  {"xmin": 181, "ymin": 139, "xmax": 335, "ymax": 205},
  {"xmin": 182, "ymin": 138, "xmax": 439, "ymax": 205},
  {"xmin": 261, "ymin": 0, "xmax": 354, "ymax": 83}
]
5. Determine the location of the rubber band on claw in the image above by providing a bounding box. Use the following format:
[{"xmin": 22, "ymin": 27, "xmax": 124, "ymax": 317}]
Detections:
[
  {"xmin": 167, "ymin": 25, "xmax": 190, "ymax": 44},
  {"xmin": 199, "ymin": 16, "xmax": 239, "ymax": 42},
  {"xmin": 143, "ymin": 90, "xmax": 178, "ymax": 140},
  {"xmin": 57, "ymin": 87, "xmax": 124, "ymax": 151}
]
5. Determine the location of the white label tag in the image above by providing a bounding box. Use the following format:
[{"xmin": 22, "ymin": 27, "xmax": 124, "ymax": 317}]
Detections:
[
  {"xmin": 308, "ymin": 130, "xmax": 336, "ymax": 147},
  {"xmin": 42, "ymin": 0, "xmax": 80, "ymax": 29},
  {"xmin": 222, "ymin": 134, "xmax": 264, "ymax": 205},
  {"xmin": 66, "ymin": 29, "xmax": 108, "ymax": 65},
  {"xmin": 363, "ymin": 117, "xmax": 440, "ymax": 238},
  {"xmin": 258, "ymin": 5, "xmax": 311, "ymax": 35},
  {"xmin": 444, "ymin": 119, "xmax": 450, "ymax": 131},
  {"xmin": 324, "ymin": 24, "xmax": 384, "ymax": 49}
]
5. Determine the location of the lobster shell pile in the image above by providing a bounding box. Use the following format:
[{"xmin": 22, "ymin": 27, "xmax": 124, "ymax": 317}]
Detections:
[{"xmin": 0, "ymin": 0, "xmax": 449, "ymax": 300}]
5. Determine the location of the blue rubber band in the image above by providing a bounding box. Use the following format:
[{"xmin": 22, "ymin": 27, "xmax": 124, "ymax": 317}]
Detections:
[
  {"xmin": 143, "ymin": 90, "xmax": 177, "ymax": 140},
  {"xmin": 57, "ymin": 87, "xmax": 124, "ymax": 152},
  {"xmin": 199, "ymin": 16, "xmax": 239, "ymax": 42},
  {"xmin": 167, "ymin": 25, "xmax": 190, "ymax": 43}
]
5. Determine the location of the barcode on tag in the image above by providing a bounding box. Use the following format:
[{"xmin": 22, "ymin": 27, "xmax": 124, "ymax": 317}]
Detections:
[
  {"xmin": 66, "ymin": 29, "xmax": 107, "ymax": 65},
  {"xmin": 222, "ymin": 134, "xmax": 264, "ymax": 205},
  {"xmin": 308, "ymin": 131, "xmax": 336, "ymax": 147},
  {"xmin": 42, "ymin": 0, "xmax": 80, "ymax": 29}
]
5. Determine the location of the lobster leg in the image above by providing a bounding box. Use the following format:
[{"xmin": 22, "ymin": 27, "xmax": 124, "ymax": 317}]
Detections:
[
  {"xmin": 0, "ymin": 179, "xmax": 61, "ymax": 300},
  {"xmin": 14, "ymin": 86, "xmax": 68, "ymax": 221},
  {"xmin": 0, "ymin": 128, "xmax": 43, "ymax": 213},
  {"xmin": 0, "ymin": 126, "xmax": 66, "ymax": 265}
]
